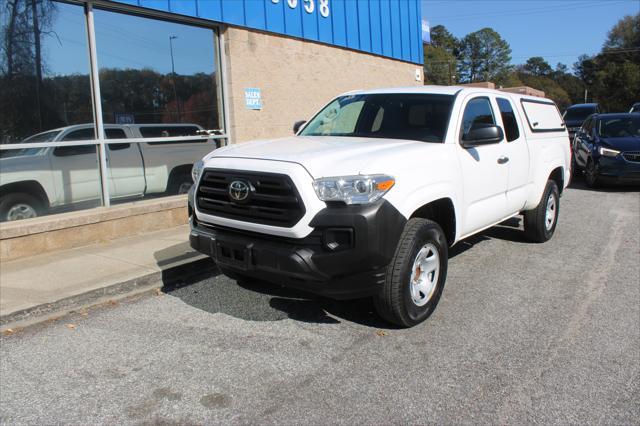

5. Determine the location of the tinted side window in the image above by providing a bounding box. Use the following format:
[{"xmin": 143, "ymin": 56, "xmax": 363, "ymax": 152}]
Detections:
[
  {"xmin": 105, "ymin": 128, "xmax": 130, "ymax": 150},
  {"xmin": 105, "ymin": 128, "xmax": 127, "ymax": 139},
  {"xmin": 496, "ymin": 98, "xmax": 520, "ymax": 142},
  {"xmin": 55, "ymin": 128, "xmax": 97, "ymax": 156},
  {"xmin": 62, "ymin": 128, "xmax": 95, "ymax": 141},
  {"xmin": 461, "ymin": 98, "xmax": 496, "ymax": 137}
]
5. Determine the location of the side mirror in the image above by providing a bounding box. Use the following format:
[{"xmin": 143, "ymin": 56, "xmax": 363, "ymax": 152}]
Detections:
[
  {"xmin": 293, "ymin": 120, "xmax": 307, "ymax": 134},
  {"xmin": 462, "ymin": 125, "xmax": 504, "ymax": 148}
]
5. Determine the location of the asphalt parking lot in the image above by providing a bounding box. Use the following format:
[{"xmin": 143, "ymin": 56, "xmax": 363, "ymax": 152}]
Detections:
[{"xmin": 1, "ymin": 179, "xmax": 638, "ymax": 425}]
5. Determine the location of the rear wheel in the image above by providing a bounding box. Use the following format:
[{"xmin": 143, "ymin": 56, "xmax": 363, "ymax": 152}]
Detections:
[
  {"xmin": 0, "ymin": 193, "xmax": 44, "ymax": 222},
  {"xmin": 373, "ymin": 218, "xmax": 448, "ymax": 327},
  {"xmin": 168, "ymin": 173, "xmax": 193, "ymax": 195},
  {"xmin": 523, "ymin": 180, "xmax": 559, "ymax": 243}
]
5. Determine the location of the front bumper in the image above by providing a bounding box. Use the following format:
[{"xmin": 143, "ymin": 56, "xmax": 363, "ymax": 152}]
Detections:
[
  {"xmin": 189, "ymin": 200, "xmax": 407, "ymax": 299},
  {"xmin": 597, "ymin": 156, "xmax": 640, "ymax": 184}
]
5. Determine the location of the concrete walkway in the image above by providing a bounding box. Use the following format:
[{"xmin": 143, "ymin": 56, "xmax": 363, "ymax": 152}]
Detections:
[{"xmin": 0, "ymin": 225, "xmax": 213, "ymax": 329}]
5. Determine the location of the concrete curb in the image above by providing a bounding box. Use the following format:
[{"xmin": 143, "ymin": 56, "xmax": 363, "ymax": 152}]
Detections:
[{"xmin": 0, "ymin": 257, "xmax": 216, "ymax": 331}]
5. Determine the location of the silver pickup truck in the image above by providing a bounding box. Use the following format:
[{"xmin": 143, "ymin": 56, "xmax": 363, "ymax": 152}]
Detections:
[{"xmin": 0, "ymin": 123, "xmax": 215, "ymax": 221}]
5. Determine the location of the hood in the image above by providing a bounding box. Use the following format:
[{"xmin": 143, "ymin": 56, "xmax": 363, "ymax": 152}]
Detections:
[
  {"xmin": 210, "ymin": 136, "xmax": 426, "ymax": 177},
  {"xmin": 600, "ymin": 136, "xmax": 640, "ymax": 152}
]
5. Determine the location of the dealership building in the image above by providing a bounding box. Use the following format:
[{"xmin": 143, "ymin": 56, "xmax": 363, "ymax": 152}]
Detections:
[{"xmin": 0, "ymin": 0, "xmax": 424, "ymax": 259}]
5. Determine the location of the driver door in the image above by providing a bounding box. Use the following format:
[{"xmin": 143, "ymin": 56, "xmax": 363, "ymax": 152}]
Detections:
[{"xmin": 457, "ymin": 95, "xmax": 509, "ymax": 235}]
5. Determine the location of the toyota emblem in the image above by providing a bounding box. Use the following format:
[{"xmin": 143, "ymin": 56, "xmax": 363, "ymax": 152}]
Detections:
[{"xmin": 228, "ymin": 180, "xmax": 251, "ymax": 202}]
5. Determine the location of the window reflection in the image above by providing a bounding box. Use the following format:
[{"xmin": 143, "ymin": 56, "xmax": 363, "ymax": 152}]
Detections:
[
  {"xmin": 94, "ymin": 9, "xmax": 221, "ymax": 131},
  {"xmin": 0, "ymin": 0, "xmax": 93, "ymax": 143}
]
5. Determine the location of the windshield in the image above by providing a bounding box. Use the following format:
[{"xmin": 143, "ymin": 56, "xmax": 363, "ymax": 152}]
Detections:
[
  {"xmin": 22, "ymin": 130, "xmax": 61, "ymax": 143},
  {"xmin": 0, "ymin": 130, "xmax": 59, "ymax": 158},
  {"xmin": 300, "ymin": 94, "xmax": 455, "ymax": 143},
  {"xmin": 563, "ymin": 107, "xmax": 595, "ymax": 122},
  {"xmin": 598, "ymin": 116, "xmax": 640, "ymax": 138}
]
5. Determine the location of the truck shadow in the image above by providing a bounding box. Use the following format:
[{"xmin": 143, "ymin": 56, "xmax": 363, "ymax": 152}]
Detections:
[{"xmin": 155, "ymin": 218, "xmax": 526, "ymax": 329}]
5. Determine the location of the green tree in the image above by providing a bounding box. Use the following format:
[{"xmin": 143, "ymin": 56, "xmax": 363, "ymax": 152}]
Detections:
[
  {"xmin": 429, "ymin": 24, "xmax": 458, "ymax": 56},
  {"xmin": 521, "ymin": 56, "xmax": 552, "ymax": 76},
  {"xmin": 458, "ymin": 28, "xmax": 512, "ymax": 83}
]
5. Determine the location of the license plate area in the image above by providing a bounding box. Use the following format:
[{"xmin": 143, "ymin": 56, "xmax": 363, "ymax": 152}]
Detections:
[{"xmin": 213, "ymin": 239, "xmax": 252, "ymax": 269}]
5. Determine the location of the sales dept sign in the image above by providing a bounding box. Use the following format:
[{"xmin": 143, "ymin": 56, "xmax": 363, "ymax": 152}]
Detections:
[{"xmin": 244, "ymin": 88, "xmax": 262, "ymax": 110}]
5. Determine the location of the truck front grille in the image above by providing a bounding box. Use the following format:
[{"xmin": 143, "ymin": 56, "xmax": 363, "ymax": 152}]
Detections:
[
  {"xmin": 622, "ymin": 151, "xmax": 640, "ymax": 163},
  {"xmin": 196, "ymin": 169, "xmax": 306, "ymax": 227}
]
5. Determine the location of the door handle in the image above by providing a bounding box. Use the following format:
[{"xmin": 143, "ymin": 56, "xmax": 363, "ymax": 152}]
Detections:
[{"xmin": 497, "ymin": 156, "xmax": 509, "ymax": 164}]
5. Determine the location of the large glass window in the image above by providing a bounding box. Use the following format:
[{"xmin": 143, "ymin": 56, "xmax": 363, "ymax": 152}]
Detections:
[
  {"xmin": 93, "ymin": 8, "xmax": 221, "ymax": 203},
  {"xmin": 94, "ymin": 8, "xmax": 221, "ymax": 131},
  {"xmin": 0, "ymin": 1, "xmax": 102, "ymax": 222},
  {"xmin": 0, "ymin": 1, "xmax": 224, "ymax": 222}
]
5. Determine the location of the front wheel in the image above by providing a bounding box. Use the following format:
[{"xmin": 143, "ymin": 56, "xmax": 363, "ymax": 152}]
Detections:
[
  {"xmin": 585, "ymin": 158, "xmax": 600, "ymax": 188},
  {"xmin": 0, "ymin": 193, "xmax": 44, "ymax": 222},
  {"xmin": 523, "ymin": 180, "xmax": 560, "ymax": 243},
  {"xmin": 373, "ymin": 218, "xmax": 448, "ymax": 328}
]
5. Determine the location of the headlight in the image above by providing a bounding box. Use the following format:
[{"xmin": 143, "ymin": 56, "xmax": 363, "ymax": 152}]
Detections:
[
  {"xmin": 313, "ymin": 174, "xmax": 395, "ymax": 205},
  {"xmin": 191, "ymin": 160, "xmax": 204, "ymax": 182},
  {"xmin": 599, "ymin": 147, "xmax": 620, "ymax": 157}
]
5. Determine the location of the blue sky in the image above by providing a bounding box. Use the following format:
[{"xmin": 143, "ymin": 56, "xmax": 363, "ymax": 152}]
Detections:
[{"xmin": 422, "ymin": 0, "xmax": 639, "ymax": 69}]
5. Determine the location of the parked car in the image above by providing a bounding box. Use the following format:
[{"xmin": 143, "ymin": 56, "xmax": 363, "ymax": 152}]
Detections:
[
  {"xmin": 0, "ymin": 123, "xmax": 214, "ymax": 221},
  {"xmin": 563, "ymin": 103, "xmax": 600, "ymax": 142},
  {"xmin": 189, "ymin": 86, "xmax": 570, "ymax": 327},
  {"xmin": 630, "ymin": 103, "xmax": 640, "ymax": 113},
  {"xmin": 572, "ymin": 113, "xmax": 640, "ymax": 187}
]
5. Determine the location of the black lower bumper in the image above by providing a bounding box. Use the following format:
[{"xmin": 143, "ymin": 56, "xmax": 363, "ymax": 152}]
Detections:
[
  {"xmin": 189, "ymin": 200, "xmax": 406, "ymax": 299},
  {"xmin": 597, "ymin": 157, "xmax": 640, "ymax": 184}
]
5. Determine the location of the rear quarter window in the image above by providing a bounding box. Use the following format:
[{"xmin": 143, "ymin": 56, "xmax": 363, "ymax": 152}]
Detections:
[{"xmin": 520, "ymin": 100, "xmax": 565, "ymax": 132}]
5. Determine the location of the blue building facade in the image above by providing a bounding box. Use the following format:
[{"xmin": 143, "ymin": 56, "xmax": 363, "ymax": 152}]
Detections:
[{"xmin": 112, "ymin": 0, "xmax": 424, "ymax": 64}]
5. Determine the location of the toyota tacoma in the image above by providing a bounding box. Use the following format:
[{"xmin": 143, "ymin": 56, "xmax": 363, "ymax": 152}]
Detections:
[{"xmin": 189, "ymin": 86, "xmax": 570, "ymax": 327}]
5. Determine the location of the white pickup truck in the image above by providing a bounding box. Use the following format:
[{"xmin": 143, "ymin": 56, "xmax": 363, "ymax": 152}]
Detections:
[
  {"xmin": 0, "ymin": 123, "xmax": 215, "ymax": 221},
  {"xmin": 189, "ymin": 86, "xmax": 570, "ymax": 327}
]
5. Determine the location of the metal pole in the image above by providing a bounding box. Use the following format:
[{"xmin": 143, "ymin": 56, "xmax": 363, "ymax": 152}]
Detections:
[
  {"xmin": 218, "ymin": 28, "xmax": 232, "ymax": 146},
  {"xmin": 85, "ymin": 1, "xmax": 110, "ymax": 207},
  {"xmin": 169, "ymin": 35, "xmax": 181, "ymax": 121}
]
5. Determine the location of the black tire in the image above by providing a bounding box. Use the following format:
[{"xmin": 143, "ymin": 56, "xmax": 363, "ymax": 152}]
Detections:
[
  {"xmin": 168, "ymin": 173, "xmax": 193, "ymax": 195},
  {"xmin": 373, "ymin": 218, "xmax": 448, "ymax": 328},
  {"xmin": 523, "ymin": 180, "xmax": 560, "ymax": 243},
  {"xmin": 585, "ymin": 158, "xmax": 600, "ymax": 188},
  {"xmin": 0, "ymin": 193, "xmax": 44, "ymax": 222}
]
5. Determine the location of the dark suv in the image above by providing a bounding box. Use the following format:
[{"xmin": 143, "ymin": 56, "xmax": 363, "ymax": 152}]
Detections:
[
  {"xmin": 572, "ymin": 113, "xmax": 640, "ymax": 187},
  {"xmin": 564, "ymin": 103, "xmax": 600, "ymax": 142},
  {"xmin": 630, "ymin": 103, "xmax": 640, "ymax": 113}
]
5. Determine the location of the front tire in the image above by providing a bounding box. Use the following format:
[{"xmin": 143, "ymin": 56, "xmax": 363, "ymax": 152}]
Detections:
[
  {"xmin": 523, "ymin": 180, "xmax": 559, "ymax": 243},
  {"xmin": 585, "ymin": 158, "xmax": 600, "ymax": 188},
  {"xmin": 0, "ymin": 193, "xmax": 44, "ymax": 222},
  {"xmin": 374, "ymin": 218, "xmax": 448, "ymax": 328}
]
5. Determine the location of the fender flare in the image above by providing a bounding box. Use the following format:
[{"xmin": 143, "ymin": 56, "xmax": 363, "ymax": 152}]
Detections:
[
  {"xmin": 524, "ymin": 161, "xmax": 566, "ymax": 210},
  {"xmin": 386, "ymin": 181, "xmax": 462, "ymax": 243}
]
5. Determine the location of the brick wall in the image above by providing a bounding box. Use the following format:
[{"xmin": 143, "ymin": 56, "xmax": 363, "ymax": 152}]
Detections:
[{"xmin": 223, "ymin": 27, "xmax": 423, "ymax": 143}]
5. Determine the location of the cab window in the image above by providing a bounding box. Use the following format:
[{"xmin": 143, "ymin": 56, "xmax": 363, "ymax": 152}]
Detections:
[{"xmin": 496, "ymin": 98, "xmax": 520, "ymax": 142}]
